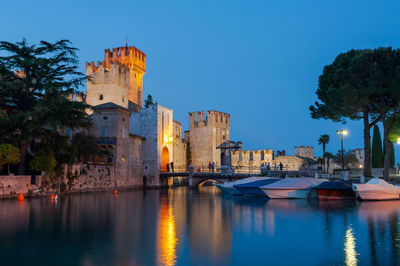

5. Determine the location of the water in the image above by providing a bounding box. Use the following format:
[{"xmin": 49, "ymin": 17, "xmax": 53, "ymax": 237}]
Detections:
[{"xmin": 0, "ymin": 187, "xmax": 399, "ymax": 266}]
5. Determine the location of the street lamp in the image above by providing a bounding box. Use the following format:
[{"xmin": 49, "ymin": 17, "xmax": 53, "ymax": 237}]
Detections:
[{"xmin": 336, "ymin": 129, "xmax": 348, "ymax": 173}]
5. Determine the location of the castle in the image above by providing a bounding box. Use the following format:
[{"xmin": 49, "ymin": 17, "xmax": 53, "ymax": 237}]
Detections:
[{"xmin": 84, "ymin": 44, "xmax": 315, "ymax": 187}]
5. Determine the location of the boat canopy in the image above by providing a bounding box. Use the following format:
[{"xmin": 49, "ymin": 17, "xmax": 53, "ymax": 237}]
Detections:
[
  {"xmin": 222, "ymin": 176, "xmax": 269, "ymax": 187},
  {"xmin": 366, "ymin": 178, "xmax": 394, "ymax": 186},
  {"xmin": 234, "ymin": 178, "xmax": 280, "ymax": 188},
  {"xmin": 260, "ymin": 178, "xmax": 326, "ymax": 190},
  {"xmin": 314, "ymin": 181, "xmax": 353, "ymax": 190}
]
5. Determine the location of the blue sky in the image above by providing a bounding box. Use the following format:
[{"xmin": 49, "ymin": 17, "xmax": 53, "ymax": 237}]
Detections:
[{"xmin": 2, "ymin": 0, "xmax": 400, "ymax": 160}]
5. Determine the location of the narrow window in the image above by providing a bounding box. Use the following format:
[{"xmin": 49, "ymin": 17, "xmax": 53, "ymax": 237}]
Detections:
[
  {"xmin": 103, "ymin": 116, "xmax": 108, "ymax": 120},
  {"xmin": 99, "ymin": 94, "xmax": 103, "ymax": 100},
  {"xmin": 261, "ymin": 151, "xmax": 264, "ymax": 160},
  {"xmin": 250, "ymin": 152, "xmax": 254, "ymax": 161},
  {"xmin": 101, "ymin": 126, "xmax": 108, "ymax": 137},
  {"xmin": 122, "ymin": 127, "xmax": 126, "ymax": 138}
]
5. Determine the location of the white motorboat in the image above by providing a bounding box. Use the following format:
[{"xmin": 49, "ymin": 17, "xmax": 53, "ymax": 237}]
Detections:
[
  {"xmin": 260, "ymin": 178, "xmax": 326, "ymax": 199},
  {"xmin": 216, "ymin": 176, "xmax": 270, "ymax": 195},
  {"xmin": 353, "ymin": 178, "xmax": 400, "ymax": 200}
]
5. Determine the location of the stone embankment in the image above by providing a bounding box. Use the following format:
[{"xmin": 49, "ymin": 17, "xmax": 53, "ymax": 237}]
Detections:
[{"xmin": 0, "ymin": 164, "xmax": 144, "ymax": 199}]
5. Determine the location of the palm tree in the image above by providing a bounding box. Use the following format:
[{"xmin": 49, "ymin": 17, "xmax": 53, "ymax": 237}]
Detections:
[{"xmin": 318, "ymin": 134, "xmax": 330, "ymax": 173}]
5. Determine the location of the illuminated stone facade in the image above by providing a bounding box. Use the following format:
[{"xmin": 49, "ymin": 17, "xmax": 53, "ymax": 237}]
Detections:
[
  {"xmin": 188, "ymin": 111, "xmax": 230, "ymax": 167},
  {"xmin": 86, "ymin": 45, "xmax": 146, "ymax": 111},
  {"xmin": 85, "ymin": 45, "xmax": 187, "ymax": 187}
]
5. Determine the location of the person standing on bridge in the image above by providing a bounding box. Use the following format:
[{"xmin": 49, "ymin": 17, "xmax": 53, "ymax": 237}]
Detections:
[
  {"xmin": 279, "ymin": 162, "xmax": 283, "ymax": 171},
  {"xmin": 211, "ymin": 161, "xmax": 215, "ymax": 173},
  {"xmin": 170, "ymin": 162, "xmax": 174, "ymax": 173},
  {"xmin": 166, "ymin": 163, "xmax": 170, "ymax": 172},
  {"xmin": 208, "ymin": 161, "xmax": 212, "ymax": 172}
]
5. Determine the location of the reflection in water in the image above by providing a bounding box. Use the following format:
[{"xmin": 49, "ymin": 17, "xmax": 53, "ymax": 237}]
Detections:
[
  {"xmin": 157, "ymin": 197, "xmax": 178, "ymax": 266},
  {"xmin": 344, "ymin": 227, "xmax": 357, "ymax": 266},
  {"xmin": 2, "ymin": 188, "xmax": 400, "ymax": 265}
]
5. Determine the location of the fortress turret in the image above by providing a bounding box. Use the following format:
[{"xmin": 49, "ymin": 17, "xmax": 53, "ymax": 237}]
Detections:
[{"xmin": 86, "ymin": 45, "xmax": 146, "ymax": 110}]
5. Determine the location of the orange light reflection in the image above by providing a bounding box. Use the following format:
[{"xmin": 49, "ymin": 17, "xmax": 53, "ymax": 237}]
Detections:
[{"xmin": 157, "ymin": 199, "xmax": 177, "ymax": 266}]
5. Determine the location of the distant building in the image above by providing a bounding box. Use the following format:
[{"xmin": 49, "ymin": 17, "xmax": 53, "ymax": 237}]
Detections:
[
  {"xmin": 294, "ymin": 146, "xmax": 315, "ymax": 159},
  {"xmin": 352, "ymin": 148, "xmax": 364, "ymax": 165}
]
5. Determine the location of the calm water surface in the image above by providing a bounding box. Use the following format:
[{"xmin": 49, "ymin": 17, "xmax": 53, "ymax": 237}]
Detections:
[{"xmin": 0, "ymin": 186, "xmax": 400, "ymax": 266}]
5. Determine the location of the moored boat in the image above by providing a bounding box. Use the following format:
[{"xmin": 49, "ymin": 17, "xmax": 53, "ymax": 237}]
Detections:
[
  {"xmin": 353, "ymin": 178, "xmax": 400, "ymax": 200},
  {"xmin": 234, "ymin": 178, "xmax": 280, "ymax": 196},
  {"xmin": 260, "ymin": 178, "xmax": 326, "ymax": 199},
  {"xmin": 313, "ymin": 181, "xmax": 356, "ymax": 200},
  {"xmin": 215, "ymin": 176, "xmax": 269, "ymax": 195}
]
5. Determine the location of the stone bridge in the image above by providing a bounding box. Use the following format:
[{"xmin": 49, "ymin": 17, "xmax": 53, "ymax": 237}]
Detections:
[
  {"xmin": 159, "ymin": 167, "xmax": 309, "ymax": 188},
  {"xmin": 159, "ymin": 166, "xmax": 263, "ymax": 188}
]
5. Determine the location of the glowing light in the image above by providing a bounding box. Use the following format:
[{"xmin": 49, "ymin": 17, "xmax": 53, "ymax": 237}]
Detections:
[
  {"xmin": 342, "ymin": 130, "xmax": 348, "ymax": 136},
  {"xmin": 397, "ymin": 137, "xmax": 400, "ymax": 144},
  {"xmin": 344, "ymin": 227, "xmax": 358, "ymax": 266},
  {"xmin": 169, "ymin": 137, "xmax": 173, "ymax": 143},
  {"xmin": 157, "ymin": 200, "xmax": 177, "ymax": 266},
  {"xmin": 359, "ymin": 164, "xmax": 363, "ymax": 168},
  {"xmin": 164, "ymin": 135, "xmax": 169, "ymax": 143}
]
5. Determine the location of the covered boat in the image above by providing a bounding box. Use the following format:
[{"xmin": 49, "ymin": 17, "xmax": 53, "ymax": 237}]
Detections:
[
  {"xmin": 260, "ymin": 178, "xmax": 326, "ymax": 199},
  {"xmin": 215, "ymin": 176, "xmax": 269, "ymax": 195},
  {"xmin": 313, "ymin": 181, "xmax": 356, "ymax": 200},
  {"xmin": 353, "ymin": 178, "xmax": 400, "ymax": 200},
  {"xmin": 234, "ymin": 178, "xmax": 280, "ymax": 196}
]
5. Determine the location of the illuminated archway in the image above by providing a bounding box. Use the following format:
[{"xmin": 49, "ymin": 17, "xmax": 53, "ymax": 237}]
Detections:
[{"xmin": 161, "ymin": 147, "xmax": 169, "ymax": 172}]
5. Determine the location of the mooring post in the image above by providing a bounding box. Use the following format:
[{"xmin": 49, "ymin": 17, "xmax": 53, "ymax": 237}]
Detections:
[{"xmin": 188, "ymin": 165, "xmax": 194, "ymax": 188}]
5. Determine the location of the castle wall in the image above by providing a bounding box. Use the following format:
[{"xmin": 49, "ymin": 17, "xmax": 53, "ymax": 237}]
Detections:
[
  {"xmin": 294, "ymin": 146, "xmax": 314, "ymax": 159},
  {"xmin": 0, "ymin": 175, "xmax": 41, "ymax": 196},
  {"xmin": 173, "ymin": 120, "xmax": 187, "ymax": 171},
  {"xmin": 130, "ymin": 104, "xmax": 174, "ymax": 187},
  {"xmin": 230, "ymin": 149, "xmax": 308, "ymax": 171},
  {"xmin": 188, "ymin": 110, "xmax": 230, "ymax": 167},
  {"xmin": 230, "ymin": 149, "xmax": 274, "ymax": 167},
  {"xmin": 86, "ymin": 45, "xmax": 146, "ymax": 110}
]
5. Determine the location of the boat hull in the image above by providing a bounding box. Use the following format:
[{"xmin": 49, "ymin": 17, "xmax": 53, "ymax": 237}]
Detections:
[
  {"xmin": 315, "ymin": 188, "xmax": 355, "ymax": 200},
  {"xmin": 356, "ymin": 190, "xmax": 400, "ymax": 200},
  {"xmin": 216, "ymin": 184, "xmax": 241, "ymax": 195},
  {"xmin": 262, "ymin": 189, "xmax": 308, "ymax": 199},
  {"xmin": 235, "ymin": 187, "xmax": 265, "ymax": 197}
]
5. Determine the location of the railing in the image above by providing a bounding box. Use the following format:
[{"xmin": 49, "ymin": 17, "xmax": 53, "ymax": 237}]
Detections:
[{"xmin": 96, "ymin": 137, "xmax": 116, "ymax": 145}]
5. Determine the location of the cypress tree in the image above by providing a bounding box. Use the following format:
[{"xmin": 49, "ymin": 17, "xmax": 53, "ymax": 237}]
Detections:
[{"xmin": 371, "ymin": 125, "xmax": 384, "ymax": 168}]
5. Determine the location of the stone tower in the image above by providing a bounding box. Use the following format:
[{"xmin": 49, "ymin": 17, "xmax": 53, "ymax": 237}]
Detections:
[
  {"xmin": 86, "ymin": 45, "xmax": 146, "ymax": 110},
  {"xmin": 188, "ymin": 110, "xmax": 230, "ymax": 167}
]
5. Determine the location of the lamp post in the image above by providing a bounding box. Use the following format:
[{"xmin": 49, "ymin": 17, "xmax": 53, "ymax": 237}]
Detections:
[{"xmin": 336, "ymin": 129, "xmax": 348, "ymax": 173}]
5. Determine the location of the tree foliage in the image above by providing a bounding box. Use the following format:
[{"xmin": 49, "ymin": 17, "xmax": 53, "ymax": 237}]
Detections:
[
  {"xmin": 144, "ymin": 94, "xmax": 154, "ymax": 108},
  {"xmin": 371, "ymin": 125, "xmax": 383, "ymax": 168},
  {"xmin": 0, "ymin": 39, "xmax": 93, "ymax": 174},
  {"xmin": 29, "ymin": 149, "xmax": 57, "ymax": 173},
  {"xmin": 310, "ymin": 47, "xmax": 400, "ymax": 178},
  {"xmin": 332, "ymin": 150, "xmax": 359, "ymax": 169},
  {"xmin": 72, "ymin": 133, "xmax": 110, "ymax": 162},
  {"xmin": 0, "ymin": 144, "xmax": 20, "ymax": 174}
]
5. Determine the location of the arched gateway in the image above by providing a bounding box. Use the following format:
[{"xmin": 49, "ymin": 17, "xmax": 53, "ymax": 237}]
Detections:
[{"xmin": 161, "ymin": 147, "xmax": 169, "ymax": 172}]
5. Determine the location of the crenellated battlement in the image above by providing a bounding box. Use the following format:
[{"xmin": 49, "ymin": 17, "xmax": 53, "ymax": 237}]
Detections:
[
  {"xmin": 294, "ymin": 146, "xmax": 314, "ymax": 158},
  {"xmin": 230, "ymin": 149, "xmax": 274, "ymax": 166},
  {"xmin": 188, "ymin": 110, "xmax": 230, "ymax": 128},
  {"xmin": 86, "ymin": 60, "xmax": 130, "ymax": 88},
  {"xmin": 104, "ymin": 45, "xmax": 146, "ymax": 73},
  {"xmin": 85, "ymin": 44, "xmax": 146, "ymax": 108},
  {"xmin": 86, "ymin": 60, "xmax": 130, "ymax": 75}
]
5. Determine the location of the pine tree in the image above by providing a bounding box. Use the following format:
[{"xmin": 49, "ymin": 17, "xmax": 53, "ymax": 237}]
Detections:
[
  {"xmin": 371, "ymin": 125, "xmax": 384, "ymax": 168},
  {"xmin": 144, "ymin": 94, "xmax": 154, "ymax": 108}
]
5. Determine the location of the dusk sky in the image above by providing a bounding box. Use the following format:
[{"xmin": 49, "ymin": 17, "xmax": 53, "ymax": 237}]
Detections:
[{"xmin": 2, "ymin": 0, "xmax": 400, "ymax": 160}]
